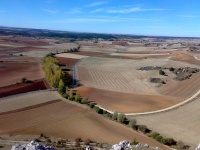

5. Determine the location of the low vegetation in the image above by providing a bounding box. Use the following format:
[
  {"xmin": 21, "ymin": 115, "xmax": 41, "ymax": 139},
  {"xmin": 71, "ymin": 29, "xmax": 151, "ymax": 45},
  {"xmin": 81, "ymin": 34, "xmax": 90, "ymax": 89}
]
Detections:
[{"xmin": 159, "ymin": 70, "xmax": 168, "ymax": 76}]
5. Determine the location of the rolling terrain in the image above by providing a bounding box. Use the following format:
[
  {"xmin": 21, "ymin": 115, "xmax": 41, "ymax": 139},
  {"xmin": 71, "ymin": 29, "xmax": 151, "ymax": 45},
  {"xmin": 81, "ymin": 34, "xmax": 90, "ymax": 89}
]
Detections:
[{"xmin": 0, "ymin": 91, "xmax": 169, "ymax": 149}]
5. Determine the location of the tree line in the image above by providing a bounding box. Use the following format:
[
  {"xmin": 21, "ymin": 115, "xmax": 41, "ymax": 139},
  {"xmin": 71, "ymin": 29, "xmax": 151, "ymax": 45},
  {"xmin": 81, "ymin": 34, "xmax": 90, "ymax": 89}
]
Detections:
[{"xmin": 42, "ymin": 55, "xmax": 67, "ymax": 90}]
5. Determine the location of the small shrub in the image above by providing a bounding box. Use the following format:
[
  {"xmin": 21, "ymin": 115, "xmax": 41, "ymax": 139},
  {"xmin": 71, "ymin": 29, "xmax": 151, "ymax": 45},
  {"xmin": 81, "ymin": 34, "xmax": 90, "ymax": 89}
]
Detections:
[
  {"xmin": 74, "ymin": 92, "xmax": 80, "ymax": 102},
  {"xmin": 57, "ymin": 140, "xmax": 61, "ymax": 145},
  {"xmin": 68, "ymin": 89, "xmax": 74, "ymax": 100},
  {"xmin": 107, "ymin": 113, "xmax": 113, "ymax": 119},
  {"xmin": 117, "ymin": 113, "xmax": 126, "ymax": 123},
  {"xmin": 162, "ymin": 138, "xmax": 176, "ymax": 146},
  {"xmin": 112, "ymin": 112, "xmax": 118, "ymax": 121},
  {"xmin": 155, "ymin": 135, "xmax": 163, "ymax": 143},
  {"xmin": 162, "ymin": 81, "xmax": 166, "ymax": 84},
  {"xmin": 40, "ymin": 133, "xmax": 44, "ymax": 138},
  {"xmin": 176, "ymin": 141, "xmax": 185, "ymax": 150},
  {"xmin": 20, "ymin": 77, "xmax": 27, "ymax": 83},
  {"xmin": 150, "ymin": 132, "xmax": 160, "ymax": 139},
  {"xmin": 103, "ymin": 110, "xmax": 108, "ymax": 114},
  {"xmin": 81, "ymin": 97, "xmax": 89, "ymax": 104},
  {"xmin": 129, "ymin": 119, "xmax": 137, "ymax": 130},
  {"xmin": 131, "ymin": 138, "xmax": 138, "ymax": 145},
  {"xmin": 159, "ymin": 70, "xmax": 167, "ymax": 76},
  {"xmin": 94, "ymin": 106, "xmax": 103, "ymax": 114},
  {"xmin": 169, "ymin": 67, "xmax": 175, "ymax": 71},
  {"xmin": 89, "ymin": 103, "xmax": 95, "ymax": 108},
  {"xmin": 62, "ymin": 93, "xmax": 68, "ymax": 98},
  {"xmin": 138, "ymin": 125, "xmax": 149, "ymax": 134}
]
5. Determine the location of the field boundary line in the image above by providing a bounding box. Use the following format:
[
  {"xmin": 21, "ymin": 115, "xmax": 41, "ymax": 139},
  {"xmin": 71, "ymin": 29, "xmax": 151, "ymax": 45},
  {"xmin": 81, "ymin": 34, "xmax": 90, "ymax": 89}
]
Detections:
[
  {"xmin": 194, "ymin": 54, "xmax": 200, "ymax": 61},
  {"xmin": 0, "ymin": 89, "xmax": 55, "ymax": 101},
  {"xmin": 97, "ymin": 88, "xmax": 200, "ymax": 116},
  {"xmin": 72, "ymin": 57, "xmax": 90, "ymax": 87}
]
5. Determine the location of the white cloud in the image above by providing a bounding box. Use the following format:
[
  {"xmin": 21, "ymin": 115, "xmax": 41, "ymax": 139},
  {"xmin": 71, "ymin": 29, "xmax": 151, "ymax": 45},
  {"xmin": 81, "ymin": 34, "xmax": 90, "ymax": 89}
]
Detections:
[
  {"xmin": 107, "ymin": 7, "xmax": 168, "ymax": 13},
  {"xmin": 85, "ymin": 1, "xmax": 107, "ymax": 7},
  {"xmin": 41, "ymin": 8, "xmax": 59, "ymax": 14},
  {"xmin": 49, "ymin": 17, "xmax": 158, "ymax": 23},
  {"xmin": 68, "ymin": 8, "xmax": 82, "ymax": 14},
  {"xmin": 89, "ymin": 8, "xmax": 103, "ymax": 13},
  {"xmin": 177, "ymin": 15, "xmax": 198, "ymax": 18}
]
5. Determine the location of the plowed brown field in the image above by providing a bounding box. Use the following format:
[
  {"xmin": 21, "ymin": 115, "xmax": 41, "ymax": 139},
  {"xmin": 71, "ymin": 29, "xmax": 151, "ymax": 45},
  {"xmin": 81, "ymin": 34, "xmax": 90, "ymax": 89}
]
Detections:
[
  {"xmin": 0, "ymin": 91, "xmax": 169, "ymax": 149},
  {"xmin": 170, "ymin": 51, "xmax": 200, "ymax": 65},
  {"xmin": 76, "ymin": 86, "xmax": 181, "ymax": 113},
  {"xmin": 0, "ymin": 62, "xmax": 44, "ymax": 87},
  {"xmin": 0, "ymin": 79, "xmax": 48, "ymax": 98}
]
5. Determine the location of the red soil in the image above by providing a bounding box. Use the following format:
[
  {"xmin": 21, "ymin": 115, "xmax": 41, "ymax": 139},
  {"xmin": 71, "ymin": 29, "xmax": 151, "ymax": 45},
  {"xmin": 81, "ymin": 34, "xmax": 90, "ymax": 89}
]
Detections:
[
  {"xmin": 0, "ymin": 61, "xmax": 44, "ymax": 87},
  {"xmin": 0, "ymin": 37, "xmax": 49, "ymax": 46},
  {"xmin": 75, "ymin": 86, "xmax": 181, "ymax": 113},
  {"xmin": 170, "ymin": 51, "xmax": 200, "ymax": 65},
  {"xmin": 112, "ymin": 41, "xmax": 129, "ymax": 46},
  {"xmin": 0, "ymin": 79, "xmax": 49, "ymax": 98},
  {"xmin": 72, "ymin": 51, "xmax": 107, "ymax": 56},
  {"xmin": 55, "ymin": 57, "xmax": 79, "ymax": 68}
]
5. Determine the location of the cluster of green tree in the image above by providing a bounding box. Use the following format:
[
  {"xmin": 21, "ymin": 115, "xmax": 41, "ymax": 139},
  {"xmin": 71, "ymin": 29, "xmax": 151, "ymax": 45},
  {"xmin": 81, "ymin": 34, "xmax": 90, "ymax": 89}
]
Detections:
[
  {"xmin": 42, "ymin": 55, "xmax": 65, "ymax": 88},
  {"xmin": 159, "ymin": 70, "xmax": 168, "ymax": 76},
  {"xmin": 64, "ymin": 45, "xmax": 80, "ymax": 53},
  {"xmin": 47, "ymin": 45, "xmax": 80, "ymax": 57}
]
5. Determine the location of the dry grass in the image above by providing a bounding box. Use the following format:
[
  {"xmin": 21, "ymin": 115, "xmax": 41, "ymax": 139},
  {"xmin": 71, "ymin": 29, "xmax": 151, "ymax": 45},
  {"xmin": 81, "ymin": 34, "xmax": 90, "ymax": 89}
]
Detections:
[
  {"xmin": 130, "ymin": 96, "xmax": 200, "ymax": 149},
  {"xmin": 0, "ymin": 91, "xmax": 60, "ymax": 113},
  {"xmin": 56, "ymin": 53, "xmax": 89, "ymax": 59}
]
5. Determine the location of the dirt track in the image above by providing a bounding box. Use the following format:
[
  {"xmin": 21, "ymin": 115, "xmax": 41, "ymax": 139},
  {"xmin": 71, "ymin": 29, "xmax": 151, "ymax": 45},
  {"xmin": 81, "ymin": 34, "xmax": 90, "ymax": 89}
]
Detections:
[{"xmin": 194, "ymin": 54, "xmax": 200, "ymax": 60}]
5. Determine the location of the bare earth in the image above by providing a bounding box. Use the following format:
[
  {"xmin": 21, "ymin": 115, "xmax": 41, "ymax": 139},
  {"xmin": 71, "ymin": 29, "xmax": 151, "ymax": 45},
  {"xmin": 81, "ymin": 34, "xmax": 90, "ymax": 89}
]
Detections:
[
  {"xmin": 76, "ymin": 86, "xmax": 181, "ymax": 113},
  {"xmin": 0, "ymin": 61, "xmax": 44, "ymax": 87},
  {"xmin": 0, "ymin": 91, "xmax": 169, "ymax": 149}
]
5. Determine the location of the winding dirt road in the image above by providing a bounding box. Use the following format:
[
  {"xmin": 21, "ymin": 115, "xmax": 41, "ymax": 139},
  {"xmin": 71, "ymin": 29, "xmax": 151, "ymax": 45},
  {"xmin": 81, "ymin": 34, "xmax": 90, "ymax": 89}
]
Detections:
[{"xmin": 194, "ymin": 54, "xmax": 200, "ymax": 61}]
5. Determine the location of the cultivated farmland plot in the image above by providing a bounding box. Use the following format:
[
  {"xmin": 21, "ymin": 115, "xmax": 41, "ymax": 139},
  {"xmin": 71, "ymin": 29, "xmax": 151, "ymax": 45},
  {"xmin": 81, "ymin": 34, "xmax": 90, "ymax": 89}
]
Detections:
[
  {"xmin": 76, "ymin": 66, "xmax": 157, "ymax": 94},
  {"xmin": 131, "ymin": 96, "xmax": 200, "ymax": 149},
  {"xmin": 76, "ymin": 57, "xmax": 200, "ymax": 97},
  {"xmin": 0, "ymin": 90, "xmax": 169, "ymax": 150},
  {"xmin": 0, "ymin": 91, "xmax": 61, "ymax": 113}
]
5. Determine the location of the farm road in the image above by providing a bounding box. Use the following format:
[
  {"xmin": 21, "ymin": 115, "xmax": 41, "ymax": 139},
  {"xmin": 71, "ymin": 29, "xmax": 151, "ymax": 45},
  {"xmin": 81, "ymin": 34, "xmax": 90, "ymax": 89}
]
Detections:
[{"xmin": 194, "ymin": 54, "xmax": 200, "ymax": 61}]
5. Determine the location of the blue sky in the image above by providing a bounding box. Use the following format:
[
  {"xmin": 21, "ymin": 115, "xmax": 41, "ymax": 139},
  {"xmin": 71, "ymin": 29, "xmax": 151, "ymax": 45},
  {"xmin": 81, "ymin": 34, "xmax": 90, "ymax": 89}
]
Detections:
[{"xmin": 0, "ymin": 0, "xmax": 200, "ymax": 37}]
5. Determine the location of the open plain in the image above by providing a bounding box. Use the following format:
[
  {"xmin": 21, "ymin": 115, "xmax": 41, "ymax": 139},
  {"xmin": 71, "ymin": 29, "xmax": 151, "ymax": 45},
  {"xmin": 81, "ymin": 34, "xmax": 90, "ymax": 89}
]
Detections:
[
  {"xmin": 1, "ymin": 32, "xmax": 200, "ymax": 149},
  {"xmin": 0, "ymin": 91, "xmax": 170, "ymax": 149}
]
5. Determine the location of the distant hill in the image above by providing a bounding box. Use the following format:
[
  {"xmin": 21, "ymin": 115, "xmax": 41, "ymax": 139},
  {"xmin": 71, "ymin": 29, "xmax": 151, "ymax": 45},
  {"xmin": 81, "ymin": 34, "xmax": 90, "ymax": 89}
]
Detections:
[{"xmin": 0, "ymin": 26, "xmax": 147, "ymax": 40}]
